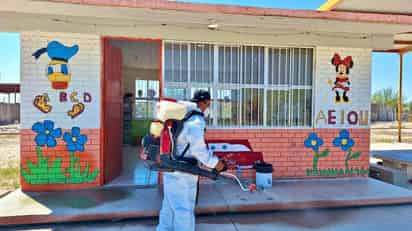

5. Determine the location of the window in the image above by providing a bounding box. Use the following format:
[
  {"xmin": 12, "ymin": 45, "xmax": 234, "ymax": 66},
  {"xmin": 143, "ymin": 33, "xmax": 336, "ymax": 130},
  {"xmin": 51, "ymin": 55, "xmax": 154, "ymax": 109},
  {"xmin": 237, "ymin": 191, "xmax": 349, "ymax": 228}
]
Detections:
[
  {"xmin": 267, "ymin": 48, "xmax": 313, "ymax": 127},
  {"xmin": 163, "ymin": 41, "xmax": 314, "ymax": 128},
  {"xmin": 135, "ymin": 80, "xmax": 159, "ymax": 119},
  {"xmin": 218, "ymin": 45, "xmax": 265, "ymax": 126}
]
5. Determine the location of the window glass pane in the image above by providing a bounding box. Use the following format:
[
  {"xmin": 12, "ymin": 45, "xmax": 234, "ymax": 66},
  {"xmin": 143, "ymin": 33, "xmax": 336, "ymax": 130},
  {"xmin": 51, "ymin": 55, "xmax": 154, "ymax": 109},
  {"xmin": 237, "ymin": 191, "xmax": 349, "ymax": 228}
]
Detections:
[
  {"xmin": 164, "ymin": 88, "xmax": 187, "ymax": 100},
  {"xmin": 217, "ymin": 89, "xmax": 240, "ymax": 127},
  {"xmin": 267, "ymin": 89, "xmax": 289, "ymax": 127},
  {"xmin": 292, "ymin": 48, "xmax": 300, "ymax": 85},
  {"xmin": 218, "ymin": 46, "xmax": 240, "ymax": 84},
  {"xmin": 298, "ymin": 48, "xmax": 306, "ymax": 86},
  {"xmin": 164, "ymin": 43, "xmax": 173, "ymax": 82},
  {"xmin": 242, "ymin": 46, "xmax": 264, "ymax": 85},
  {"xmin": 268, "ymin": 48, "xmax": 280, "ymax": 85},
  {"xmin": 164, "ymin": 43, "xmax": 187, "ymax": 83},
  {"xmin": 241, "ymin": 88, "xmax": 264, "ymax": 126},
  {"xmin": 304, "ymin": 89, "xmax": 312, "ymax": 127},
  {"xmin": 291, "ymin": 89, "xmax": 302, "ymax": 126},
  {"xmin": 243, "ymin": 46, "xmax": 251, "ymax": 85},
  {"xmin": 305, "ymin": 48, "xmax": 313, "ymax": 86},
  {"xmin": 136, "ymin": 80, "xmax": 159, "ymax": 98},
  {"xmin": 135, "ymin": 80, "xmax": 159, "ymax": 119},
  {"xmin": 280, "ymin": 48, "xmax": 288, "ymax": 85},
  {"xmin": 190, "ymin": 44, "xmax": 213, "ymax": 83}
]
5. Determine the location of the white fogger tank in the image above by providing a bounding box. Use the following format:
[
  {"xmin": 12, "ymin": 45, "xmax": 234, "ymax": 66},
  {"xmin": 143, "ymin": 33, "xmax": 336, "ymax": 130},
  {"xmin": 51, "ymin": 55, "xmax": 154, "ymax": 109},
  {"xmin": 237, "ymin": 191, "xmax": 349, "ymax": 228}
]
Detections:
[{"xmin": 150, "ymin": 98, "xmax": 198, "ymax": 137}]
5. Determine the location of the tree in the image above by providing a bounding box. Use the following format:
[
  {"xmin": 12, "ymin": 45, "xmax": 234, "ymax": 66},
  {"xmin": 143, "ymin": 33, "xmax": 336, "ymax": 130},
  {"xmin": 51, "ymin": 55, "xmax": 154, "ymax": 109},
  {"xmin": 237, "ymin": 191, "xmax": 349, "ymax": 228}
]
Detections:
[{"xmin": 372, "ymin": 88, "xmax": 407, "ymax": 112}]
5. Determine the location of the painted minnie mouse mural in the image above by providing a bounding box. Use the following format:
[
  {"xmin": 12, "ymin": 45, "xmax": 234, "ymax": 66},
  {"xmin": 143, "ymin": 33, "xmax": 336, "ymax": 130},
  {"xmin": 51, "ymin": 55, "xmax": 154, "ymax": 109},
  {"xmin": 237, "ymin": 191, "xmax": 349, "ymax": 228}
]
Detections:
[{"xmin": 330, "ymin": 53, "xmax": 354, "ymax": 103}]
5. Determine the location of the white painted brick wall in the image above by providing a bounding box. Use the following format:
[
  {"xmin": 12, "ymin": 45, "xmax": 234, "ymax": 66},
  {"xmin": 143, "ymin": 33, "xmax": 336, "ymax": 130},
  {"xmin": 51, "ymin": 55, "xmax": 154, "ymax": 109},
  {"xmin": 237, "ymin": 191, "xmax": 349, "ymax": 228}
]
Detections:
[
  {"xmin": 314, "ymin": 47, "xmax": 371, "ymax": 128},
  {"xmin": 21, "ymin": 31, "xmax": 101, "ymax": 129}
]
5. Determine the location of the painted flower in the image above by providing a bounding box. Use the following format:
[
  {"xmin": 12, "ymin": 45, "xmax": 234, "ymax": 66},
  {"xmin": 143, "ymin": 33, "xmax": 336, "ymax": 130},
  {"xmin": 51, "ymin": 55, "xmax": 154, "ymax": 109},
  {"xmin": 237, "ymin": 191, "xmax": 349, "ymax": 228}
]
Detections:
[
  {"xmin": 333, "ymin": 130, "xmax": 355, "ymax": 151},
  {"xmin": 63, "ymin": 127, "xmax": 88, "ymax": 152},
  {"xmin": 222, "ymin": 144, "xmax": 228, "ymax": 150},
  {"xmin": 32, "ymin": 120, "xmax": 62, "ymax": 147},
  {"xmin": 304, "ymin": 133, "xmax": 324, "ymax": 151}
]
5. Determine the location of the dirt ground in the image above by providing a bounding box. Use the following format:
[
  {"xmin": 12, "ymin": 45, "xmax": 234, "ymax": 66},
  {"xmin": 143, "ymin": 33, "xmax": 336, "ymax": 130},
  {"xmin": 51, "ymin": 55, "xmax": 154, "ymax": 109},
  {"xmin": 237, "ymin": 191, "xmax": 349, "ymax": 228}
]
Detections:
[
  {"xmin": 0, "ymin": 134, "xmax": 20, "ymax": 191},
  {"xmin": 371, "ymin": 122, "xmax": 412, "ymax": 143},
  {"xmin": 0, "ymin": 134, "xmax": 19, "ymax": 166}
]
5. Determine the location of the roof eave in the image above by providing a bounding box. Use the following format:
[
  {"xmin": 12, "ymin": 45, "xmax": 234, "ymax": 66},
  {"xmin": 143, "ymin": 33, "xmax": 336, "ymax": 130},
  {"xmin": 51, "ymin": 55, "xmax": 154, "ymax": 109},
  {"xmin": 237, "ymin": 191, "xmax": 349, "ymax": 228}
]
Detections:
[{"xmin": 47, "ymin": 0, "xmax": 412, "ymax": 25}]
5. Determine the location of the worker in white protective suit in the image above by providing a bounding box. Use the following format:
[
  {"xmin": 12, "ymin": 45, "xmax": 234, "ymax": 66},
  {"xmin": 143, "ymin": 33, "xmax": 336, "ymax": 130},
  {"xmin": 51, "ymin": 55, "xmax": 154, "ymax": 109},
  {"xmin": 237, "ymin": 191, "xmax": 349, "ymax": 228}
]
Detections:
[{"xmin": 156, "ymin": 90, "xmax": 228, "ymax": 231}]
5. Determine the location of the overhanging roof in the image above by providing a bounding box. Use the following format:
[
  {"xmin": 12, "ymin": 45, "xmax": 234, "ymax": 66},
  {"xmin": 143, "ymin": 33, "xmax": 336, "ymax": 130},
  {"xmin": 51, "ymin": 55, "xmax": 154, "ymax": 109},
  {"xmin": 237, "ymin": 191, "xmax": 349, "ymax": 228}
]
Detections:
[
  {"xmin": 46, "ymin": 0, "xmax": 412, "ymax": 25},
  {"xmin": 1, "ymin": 0, "xmax": 412, "ymax": 50},
  {"xmin": 319, "ymin": 0, "xmax": 412, "ymax": 53},
  {"xmin": 319, "ymin": 0, "xmax": 412, "ymax": 15}
]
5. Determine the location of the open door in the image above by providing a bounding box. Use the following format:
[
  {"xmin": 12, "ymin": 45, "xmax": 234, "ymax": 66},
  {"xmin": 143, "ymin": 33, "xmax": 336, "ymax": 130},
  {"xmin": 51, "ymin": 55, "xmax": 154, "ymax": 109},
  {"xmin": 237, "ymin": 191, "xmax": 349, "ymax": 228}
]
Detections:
[{"xmin": 103, "ymin": 39, "xmax": 123, "ymax": 183}]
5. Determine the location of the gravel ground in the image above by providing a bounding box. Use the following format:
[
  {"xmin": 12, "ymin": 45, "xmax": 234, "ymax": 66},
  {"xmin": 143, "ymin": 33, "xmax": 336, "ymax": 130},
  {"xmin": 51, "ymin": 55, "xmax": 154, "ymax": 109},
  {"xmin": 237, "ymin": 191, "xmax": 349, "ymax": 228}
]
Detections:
[
  {"xmin": 0, "ymin": 134, "xmax": 19, "ymax": 167},
  {"xmin": 372, "ymin": 121, "xmax": 412, "ymax": 129},
  {"xmin": 0, "ymin": 133, "xmax": 20, "ymax": 191}
]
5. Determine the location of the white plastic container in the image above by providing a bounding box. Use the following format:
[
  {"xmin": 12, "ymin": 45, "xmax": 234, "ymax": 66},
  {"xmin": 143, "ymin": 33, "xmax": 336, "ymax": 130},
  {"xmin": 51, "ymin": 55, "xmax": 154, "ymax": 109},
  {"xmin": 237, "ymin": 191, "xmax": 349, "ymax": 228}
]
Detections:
[
  {"xmin": 254, "ymin": 162, "xmax": 273, "ymax": 188},
  {"xmin": 150, "ymin": 99, "xmax": 197, "ymax": 137},
  {"xmin": 156, "ymin": 100, "xmax": 188, "ymax": 121}
]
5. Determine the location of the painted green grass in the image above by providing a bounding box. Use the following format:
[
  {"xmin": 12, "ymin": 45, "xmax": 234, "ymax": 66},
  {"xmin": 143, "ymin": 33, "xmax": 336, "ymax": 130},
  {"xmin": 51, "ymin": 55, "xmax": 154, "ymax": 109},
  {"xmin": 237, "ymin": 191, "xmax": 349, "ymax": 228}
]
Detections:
[
  {"xmin": 21, "ymin": 147, "xmax": 98, "ymax": 185},
  {"xmin": 65, "ymin": 152, "xmax": 99, "ymax": 184},
  {"xmin": 306, "ymin": 167, "xmax": 369, "ymax": 177}
]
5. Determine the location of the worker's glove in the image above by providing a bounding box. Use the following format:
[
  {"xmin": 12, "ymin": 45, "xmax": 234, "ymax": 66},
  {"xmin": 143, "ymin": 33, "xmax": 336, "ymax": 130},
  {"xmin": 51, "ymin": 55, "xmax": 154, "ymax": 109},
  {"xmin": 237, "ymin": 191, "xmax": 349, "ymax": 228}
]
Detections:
[{"xmin": 214, "ymin": 159, "xmax": 228, "ymax": 173}]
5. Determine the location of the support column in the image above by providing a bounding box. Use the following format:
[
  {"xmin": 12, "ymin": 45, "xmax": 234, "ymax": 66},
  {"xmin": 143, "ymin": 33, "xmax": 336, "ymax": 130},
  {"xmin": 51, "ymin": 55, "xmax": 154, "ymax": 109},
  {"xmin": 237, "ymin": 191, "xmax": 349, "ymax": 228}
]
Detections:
[{"xmin": 398, "ymin": 52, "xmax": 404, "ymax": 143}]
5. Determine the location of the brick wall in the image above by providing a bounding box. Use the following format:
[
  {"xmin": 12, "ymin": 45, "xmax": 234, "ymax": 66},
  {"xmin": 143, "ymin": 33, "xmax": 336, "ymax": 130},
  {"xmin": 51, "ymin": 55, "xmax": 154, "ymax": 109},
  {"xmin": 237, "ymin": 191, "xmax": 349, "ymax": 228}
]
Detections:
[
  {"xmin": 206, "ymin": 128, "xmax": 370, "ymax": 179},
  {"xmin": 20, "ymin": 31, "xmax": 101, "ymax": 191},
  {"xmin": 20, "ymin": 129, "xmax": 101, "ymax": 191}
]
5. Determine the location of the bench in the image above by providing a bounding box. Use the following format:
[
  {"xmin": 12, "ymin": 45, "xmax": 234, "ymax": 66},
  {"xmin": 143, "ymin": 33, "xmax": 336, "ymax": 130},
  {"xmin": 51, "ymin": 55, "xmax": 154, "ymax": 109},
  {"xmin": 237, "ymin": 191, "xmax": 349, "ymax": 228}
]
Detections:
[
  {"xmin": 370, "ymin": 163, "xmax": 407, "ymax": 186},
  {"xmin": 206, "ymin": 139, "xmax": 264, "ymax": 170}
]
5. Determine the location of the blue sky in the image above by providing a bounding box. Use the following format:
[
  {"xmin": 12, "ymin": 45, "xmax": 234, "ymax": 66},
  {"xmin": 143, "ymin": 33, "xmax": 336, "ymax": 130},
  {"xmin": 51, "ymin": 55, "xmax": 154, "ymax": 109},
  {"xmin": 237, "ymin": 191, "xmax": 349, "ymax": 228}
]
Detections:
[
  {"xmin": 0, "ymin": 33, "xmax": 20, "ymax": 84},
  {"xmin": 0, "ymin": 0, "xmax": 410, "ymax": 100}
]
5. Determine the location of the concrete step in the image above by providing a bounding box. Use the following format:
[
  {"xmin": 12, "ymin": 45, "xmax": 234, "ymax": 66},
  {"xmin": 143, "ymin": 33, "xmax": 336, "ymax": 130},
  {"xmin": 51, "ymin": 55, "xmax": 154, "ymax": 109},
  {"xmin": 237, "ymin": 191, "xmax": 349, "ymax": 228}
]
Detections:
[{"xmin": 1, "ymin": 178, "xmax": 412, "ymax": 226}]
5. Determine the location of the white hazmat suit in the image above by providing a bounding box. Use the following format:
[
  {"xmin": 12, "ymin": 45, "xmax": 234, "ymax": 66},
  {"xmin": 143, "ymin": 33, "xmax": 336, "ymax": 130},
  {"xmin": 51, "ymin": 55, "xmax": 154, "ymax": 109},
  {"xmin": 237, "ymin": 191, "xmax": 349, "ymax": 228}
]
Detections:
[{"xmin": 156, "ymin": 103, "xmax": 219, "ymax": 231}]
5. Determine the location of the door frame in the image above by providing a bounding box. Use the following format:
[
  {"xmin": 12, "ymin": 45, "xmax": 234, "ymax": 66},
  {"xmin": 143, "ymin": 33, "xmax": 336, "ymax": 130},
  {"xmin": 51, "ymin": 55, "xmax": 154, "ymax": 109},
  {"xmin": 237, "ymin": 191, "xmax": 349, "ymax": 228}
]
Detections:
[{"xmin": 100, "ymin": 36, "xmax": 163, "ymax": 185}]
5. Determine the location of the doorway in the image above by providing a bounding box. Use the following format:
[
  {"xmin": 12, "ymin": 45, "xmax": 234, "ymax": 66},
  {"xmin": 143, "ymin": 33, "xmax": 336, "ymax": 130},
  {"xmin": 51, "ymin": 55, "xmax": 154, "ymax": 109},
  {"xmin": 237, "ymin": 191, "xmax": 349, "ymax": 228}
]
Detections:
[{"xmin": 102, "ymin": 37, "xmax": 162, "ymax": 186}]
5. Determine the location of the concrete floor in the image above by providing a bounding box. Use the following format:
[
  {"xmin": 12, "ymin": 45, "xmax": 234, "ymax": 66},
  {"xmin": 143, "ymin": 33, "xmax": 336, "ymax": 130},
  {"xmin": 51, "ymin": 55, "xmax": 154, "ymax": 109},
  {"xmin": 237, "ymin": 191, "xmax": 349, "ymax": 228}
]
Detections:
[
  {"xmin": 107, "ymin": 145, "xmax": 158, "ymax": 187},
  {"xmin": 8, "ymin": 204, "xmax": 412, "ymax": 231},
  {"xmin": 2, "ymin": 178, "xmax": 412, "ymax": 226}
]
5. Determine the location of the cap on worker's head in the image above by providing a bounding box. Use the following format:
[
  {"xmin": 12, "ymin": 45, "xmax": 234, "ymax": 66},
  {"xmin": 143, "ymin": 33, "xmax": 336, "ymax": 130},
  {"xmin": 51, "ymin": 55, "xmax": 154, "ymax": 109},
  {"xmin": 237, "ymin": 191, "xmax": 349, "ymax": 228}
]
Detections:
[{"xmin": 191, "ymin": 90, "xmax": 211, "ymax": 102}]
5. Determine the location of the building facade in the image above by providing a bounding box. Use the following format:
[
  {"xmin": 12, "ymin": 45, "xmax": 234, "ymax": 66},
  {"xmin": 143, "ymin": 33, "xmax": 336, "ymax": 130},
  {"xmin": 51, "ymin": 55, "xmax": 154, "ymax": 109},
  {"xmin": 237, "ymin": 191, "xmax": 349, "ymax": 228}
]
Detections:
[{"xmin": 3, "ymin": 0, "xmax": 410, "ymax": 191}]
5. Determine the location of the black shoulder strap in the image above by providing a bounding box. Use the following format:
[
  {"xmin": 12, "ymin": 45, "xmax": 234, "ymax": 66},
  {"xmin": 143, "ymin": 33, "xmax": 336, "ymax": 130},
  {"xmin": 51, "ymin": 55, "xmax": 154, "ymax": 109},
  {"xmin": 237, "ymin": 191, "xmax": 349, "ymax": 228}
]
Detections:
[
  {"xmin": 182, "ymin": 110, "xmax": 204, "ymax": 122},
  {"xmin": 179, "ymin": 144, "xmax": 191, "ymax": 159},
  {"xmin": 175, "ymin": 110, "xmax": 204, "ymax": 160}
]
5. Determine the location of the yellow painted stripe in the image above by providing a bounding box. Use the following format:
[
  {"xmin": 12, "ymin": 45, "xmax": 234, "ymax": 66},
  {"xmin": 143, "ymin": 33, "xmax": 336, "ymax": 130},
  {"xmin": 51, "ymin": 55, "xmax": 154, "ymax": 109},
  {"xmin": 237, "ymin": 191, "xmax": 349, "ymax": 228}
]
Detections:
[
  {"xmin": 318, "ymin": 0, "xmax": 343, "ymax": 11},
  {"xmin": 49, "ymin": 60, "xmax": 68, "ymax": 65},
  {"xmin": 48, "ymin": 73, "xmax": 71, "ymax": 82}
]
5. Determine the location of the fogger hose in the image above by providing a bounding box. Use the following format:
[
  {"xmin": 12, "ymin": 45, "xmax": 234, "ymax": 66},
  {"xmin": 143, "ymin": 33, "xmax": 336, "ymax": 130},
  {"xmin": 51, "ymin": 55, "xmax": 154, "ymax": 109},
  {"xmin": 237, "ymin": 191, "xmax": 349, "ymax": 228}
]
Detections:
[{"xmin": 220, "ymin": 172, "xmax": 255, "ymax": 192}]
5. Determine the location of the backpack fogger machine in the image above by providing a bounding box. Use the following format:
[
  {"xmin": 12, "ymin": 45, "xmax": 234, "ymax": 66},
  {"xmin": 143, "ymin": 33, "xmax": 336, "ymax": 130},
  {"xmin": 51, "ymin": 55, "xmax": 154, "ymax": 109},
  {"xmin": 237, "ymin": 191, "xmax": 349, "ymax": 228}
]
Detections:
[{"xmin": 141, "ymin": 98, "xmax": 256, "ymax": 192}]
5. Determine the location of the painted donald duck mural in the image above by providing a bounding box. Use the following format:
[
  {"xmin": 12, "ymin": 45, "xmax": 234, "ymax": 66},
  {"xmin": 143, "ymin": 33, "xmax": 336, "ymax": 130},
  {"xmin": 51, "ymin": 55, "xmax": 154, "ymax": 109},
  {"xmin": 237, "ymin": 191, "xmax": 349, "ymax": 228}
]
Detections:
[
  {"xmin": 33, "ymin": 41, "xmax": 79, "ymax": 90},
  {"xmin": 330, "ymin": 53, "xmax": 354, "ymax": 103}
]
